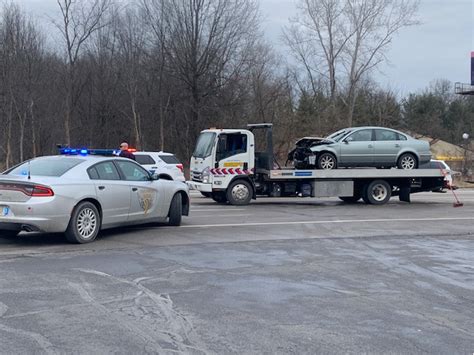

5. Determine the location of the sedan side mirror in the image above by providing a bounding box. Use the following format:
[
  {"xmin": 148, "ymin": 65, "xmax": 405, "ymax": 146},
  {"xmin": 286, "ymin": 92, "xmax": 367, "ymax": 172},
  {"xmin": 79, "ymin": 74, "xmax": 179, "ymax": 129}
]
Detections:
[
  {"xmin": 150, "ymin": 173, "xmax": 159, "ymax": 181},
  {"xmin": 344, "ymin": 137, "xmax": 353, "ymax": 144}
]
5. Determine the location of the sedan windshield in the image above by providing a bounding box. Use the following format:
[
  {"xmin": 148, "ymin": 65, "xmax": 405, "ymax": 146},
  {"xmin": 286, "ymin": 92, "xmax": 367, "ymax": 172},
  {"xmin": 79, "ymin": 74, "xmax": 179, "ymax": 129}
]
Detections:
[
  {"xmin": 5, "ymin": 158, "xmax": 84, "ymax": 177},
  {"xmin": 193, "ymin": 132, "xmax": 216, "ymax": 159},
  {"xmin": 327, "ymin": 129, "xmax": 353, "ymax": 142}
]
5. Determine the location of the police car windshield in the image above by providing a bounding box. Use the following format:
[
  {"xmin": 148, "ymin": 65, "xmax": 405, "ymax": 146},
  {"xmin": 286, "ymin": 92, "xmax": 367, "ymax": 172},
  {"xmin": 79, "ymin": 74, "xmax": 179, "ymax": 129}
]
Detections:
[
  {"xmin": 6, "ymin": 158, "xmax": 84, "ymax": 177},
  {"xmin": 193, "ymin": 132, "xmax": 216, "ymax": 159}
]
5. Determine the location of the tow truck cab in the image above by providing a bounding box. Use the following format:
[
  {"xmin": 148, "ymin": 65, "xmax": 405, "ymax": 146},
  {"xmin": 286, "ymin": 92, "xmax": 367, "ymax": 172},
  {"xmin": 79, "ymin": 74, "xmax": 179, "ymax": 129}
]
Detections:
[{"xmin": 189, "ymin": 127, "xmax": 256, "ymax": 193}]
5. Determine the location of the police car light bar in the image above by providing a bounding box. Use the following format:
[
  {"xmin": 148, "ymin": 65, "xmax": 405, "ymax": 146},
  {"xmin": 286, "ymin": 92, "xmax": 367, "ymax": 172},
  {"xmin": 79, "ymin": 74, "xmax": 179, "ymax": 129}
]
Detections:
[{"xmin": 59, "ymin": 148, "xmax": 119, "ymax": 156}]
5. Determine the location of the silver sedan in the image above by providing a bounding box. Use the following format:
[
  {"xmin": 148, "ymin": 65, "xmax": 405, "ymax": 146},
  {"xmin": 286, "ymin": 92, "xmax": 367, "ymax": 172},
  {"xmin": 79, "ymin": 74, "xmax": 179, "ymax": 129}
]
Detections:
[
  {"xmin": 306, "ymin": 127, "xmax": 431, "ymax": 169},
  {"xmin": 0, "ymin": 154, "xmax": 189, "ymax": 243}
]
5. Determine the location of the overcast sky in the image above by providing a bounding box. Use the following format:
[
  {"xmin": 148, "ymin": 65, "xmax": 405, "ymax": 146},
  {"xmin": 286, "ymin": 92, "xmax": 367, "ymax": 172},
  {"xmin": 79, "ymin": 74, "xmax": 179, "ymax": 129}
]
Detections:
[
  {"xmin": 260, "ymin": 0, "xmax": 473, "ymax": 96},
  {"xmin": 16, "ymin": 0, "xmax": 474, "ymax": 96}
]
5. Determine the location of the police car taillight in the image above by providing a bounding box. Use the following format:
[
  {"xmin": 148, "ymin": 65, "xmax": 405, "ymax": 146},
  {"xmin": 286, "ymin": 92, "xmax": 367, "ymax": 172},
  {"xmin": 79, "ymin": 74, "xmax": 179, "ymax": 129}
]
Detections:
[
  {"xmin": 0, "ymin": 183, "xmax": 54, "ymax": 197},
  {"xmin": 176, "ymin": 164, "xmax": 184, "ymax": 173},
  {"xmin": 31, "ymin": 185, "xmax": 54, "ymax": 197}
]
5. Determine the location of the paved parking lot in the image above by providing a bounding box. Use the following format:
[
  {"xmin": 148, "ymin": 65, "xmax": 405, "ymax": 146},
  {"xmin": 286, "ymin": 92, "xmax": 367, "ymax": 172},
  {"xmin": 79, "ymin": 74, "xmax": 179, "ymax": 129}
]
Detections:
[{"xmin": 1, "ymin": 190, "xmax": 473, "ymax": 353}]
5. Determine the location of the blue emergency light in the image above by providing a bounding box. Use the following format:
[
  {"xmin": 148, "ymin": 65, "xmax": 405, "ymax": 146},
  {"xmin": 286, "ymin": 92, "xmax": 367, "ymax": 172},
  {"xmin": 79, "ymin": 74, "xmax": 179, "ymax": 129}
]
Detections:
[{"xmin": 59, "ymin": 147, "xmax": 118, "ymax": 156}]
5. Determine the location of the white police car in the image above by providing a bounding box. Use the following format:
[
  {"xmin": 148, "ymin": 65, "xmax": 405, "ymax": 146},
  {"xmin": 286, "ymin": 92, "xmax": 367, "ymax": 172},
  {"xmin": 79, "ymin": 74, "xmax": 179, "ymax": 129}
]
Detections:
[
  {"xmin": 134, "ymin": 151, "xmax": 185, "ymax": 182},
  {"xmin": 0, "ymin": 148, "xmax": 189, "ymax": 243}
]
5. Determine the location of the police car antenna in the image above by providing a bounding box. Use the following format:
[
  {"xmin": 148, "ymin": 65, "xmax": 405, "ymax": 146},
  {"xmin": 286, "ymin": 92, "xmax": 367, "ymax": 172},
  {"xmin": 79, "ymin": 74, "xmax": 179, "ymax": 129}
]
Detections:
[{"xmin": 27, "ymin": 160, "xmax": 31, "ymax": 180}]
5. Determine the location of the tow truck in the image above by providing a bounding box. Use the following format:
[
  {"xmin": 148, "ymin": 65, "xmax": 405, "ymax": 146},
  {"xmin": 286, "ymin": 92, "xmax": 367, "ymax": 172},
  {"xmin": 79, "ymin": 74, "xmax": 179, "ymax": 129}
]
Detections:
[{"xmin": 187, "ymin": 124, "xmax": 446, "ymax": 205}]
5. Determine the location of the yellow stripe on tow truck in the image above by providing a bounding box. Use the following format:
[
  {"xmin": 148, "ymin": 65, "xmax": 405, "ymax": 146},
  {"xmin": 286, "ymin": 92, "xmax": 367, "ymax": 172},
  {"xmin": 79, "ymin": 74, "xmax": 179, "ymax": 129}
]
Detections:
[{"xmin": 223, "ymin": 162, "xmax": 243, "ymax": 167}]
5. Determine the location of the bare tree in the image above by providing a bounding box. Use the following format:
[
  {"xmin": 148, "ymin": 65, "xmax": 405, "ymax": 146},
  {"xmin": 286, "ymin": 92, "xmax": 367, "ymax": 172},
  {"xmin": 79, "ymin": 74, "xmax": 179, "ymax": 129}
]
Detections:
[
  {"xmin": 284, "ymin": 0, "xmax": 352, "ymax": 106},
  {"xmin": 342, "ymin": 0, "xmax": 419, "ymax": 126},
  {"xmin": 157, "ymin": 0, "xmax": 260, "ymax": 157},
  {"xmin": 0, "ymin": 3, "xmax": 44, "ymax": 167},
  {"xmin": 140, "ymin": 0, "xmax": 170, "ymax": 151},
  {"xmin": 286, "ymin": 0, "xmax": 419, "ymax": 127},
  {"xmin": 115, "ymin": 7, "xmax": 147, "ymax": 149},
  {"xmin": 54, "ymin": 0, "xmax": 112, "ymax": 145}
]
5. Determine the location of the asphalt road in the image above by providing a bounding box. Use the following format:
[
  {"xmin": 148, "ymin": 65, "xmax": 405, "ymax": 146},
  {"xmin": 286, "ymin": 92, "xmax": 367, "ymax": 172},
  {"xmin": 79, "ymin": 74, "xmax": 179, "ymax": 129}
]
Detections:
[{"xmin": 0, "ymin": 190, "xmax": 473, "ymax": 354}]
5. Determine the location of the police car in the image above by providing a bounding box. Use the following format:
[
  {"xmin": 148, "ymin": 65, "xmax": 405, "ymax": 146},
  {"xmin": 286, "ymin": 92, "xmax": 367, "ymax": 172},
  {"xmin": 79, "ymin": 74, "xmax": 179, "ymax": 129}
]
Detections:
[{"xmin": 0, "ymin": 148, "xmax": 189, "ymax": 243}]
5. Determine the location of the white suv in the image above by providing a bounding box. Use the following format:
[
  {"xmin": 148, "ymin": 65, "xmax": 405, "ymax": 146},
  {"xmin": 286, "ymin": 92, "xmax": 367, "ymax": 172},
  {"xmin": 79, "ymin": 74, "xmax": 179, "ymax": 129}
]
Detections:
[
  {"xmin": 134, "ymin": 151, "xmax": 185, "ymax": 182},
  {"xmin": 420, "ymin": 159, "xmax": 457, "ymax": 190}
]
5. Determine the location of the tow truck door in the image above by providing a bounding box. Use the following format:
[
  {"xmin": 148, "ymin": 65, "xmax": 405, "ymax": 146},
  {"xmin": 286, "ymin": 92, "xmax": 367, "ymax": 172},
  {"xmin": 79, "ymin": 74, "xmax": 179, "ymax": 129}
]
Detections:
[{"xmin": 215, "ymin": 132, "xmax": 254, "ymax": 174}]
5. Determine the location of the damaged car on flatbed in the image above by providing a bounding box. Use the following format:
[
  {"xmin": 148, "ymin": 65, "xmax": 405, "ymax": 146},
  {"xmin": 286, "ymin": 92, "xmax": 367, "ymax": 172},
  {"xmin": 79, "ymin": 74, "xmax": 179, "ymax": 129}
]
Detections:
[{"xmin": 287, "ymin": 126, "xmax": 431, "ymax": 170}]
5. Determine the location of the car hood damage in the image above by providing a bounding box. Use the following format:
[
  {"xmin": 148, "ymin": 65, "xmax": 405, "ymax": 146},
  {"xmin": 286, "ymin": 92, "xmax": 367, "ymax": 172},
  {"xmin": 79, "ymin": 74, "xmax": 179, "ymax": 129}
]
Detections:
[{"xmin": 287, "ymin": 137, "xmax": 334, "ymax": 168}]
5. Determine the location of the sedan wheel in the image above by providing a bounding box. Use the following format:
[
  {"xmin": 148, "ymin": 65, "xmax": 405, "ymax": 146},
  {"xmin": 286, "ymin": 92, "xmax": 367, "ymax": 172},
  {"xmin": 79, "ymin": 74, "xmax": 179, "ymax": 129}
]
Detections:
[
  {"xmin": 397, "ymin": 153, "xmax": 417, "ymax": 170},
  {"xmin": 317, "ymin": 153, "xmax": 337, "ymax": 170},
  {"xmin": 65, "ymin": 202, "xmax": 101, "ymax": 244}
]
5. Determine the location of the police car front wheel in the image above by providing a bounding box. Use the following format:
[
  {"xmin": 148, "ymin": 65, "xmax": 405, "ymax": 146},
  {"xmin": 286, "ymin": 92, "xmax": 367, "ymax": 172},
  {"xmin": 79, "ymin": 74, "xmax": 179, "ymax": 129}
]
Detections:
[{"xmin": 168, "ymin": 193, "xmax": 182, "ymax": 226}]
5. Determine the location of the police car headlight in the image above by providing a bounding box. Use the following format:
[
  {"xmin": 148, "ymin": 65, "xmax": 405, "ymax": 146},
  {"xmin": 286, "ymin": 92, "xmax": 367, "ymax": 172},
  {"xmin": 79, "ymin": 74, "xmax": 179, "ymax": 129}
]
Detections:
[{"xmin": 202, "ymin": 167, "xmax": 210, "ymax": 183}]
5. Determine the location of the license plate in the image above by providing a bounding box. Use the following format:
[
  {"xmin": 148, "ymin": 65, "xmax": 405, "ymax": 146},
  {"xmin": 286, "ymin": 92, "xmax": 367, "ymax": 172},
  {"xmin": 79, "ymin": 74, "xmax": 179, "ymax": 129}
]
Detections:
[{"xmin": 2, "ymin": 206, "xmax": 9, "ymax": 216}]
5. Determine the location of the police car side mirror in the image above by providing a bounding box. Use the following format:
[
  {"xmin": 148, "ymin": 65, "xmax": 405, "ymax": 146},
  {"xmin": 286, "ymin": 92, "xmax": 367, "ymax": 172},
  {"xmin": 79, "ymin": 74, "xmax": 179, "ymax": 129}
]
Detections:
[{"xmin": 150, "ymin": 173, "xmax": 159, "ymax": 181}]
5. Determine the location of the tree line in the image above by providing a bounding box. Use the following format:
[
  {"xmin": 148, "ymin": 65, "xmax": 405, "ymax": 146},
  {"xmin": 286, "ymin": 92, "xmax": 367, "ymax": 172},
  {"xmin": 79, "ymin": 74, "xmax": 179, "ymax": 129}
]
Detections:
[{"xmin": 0, "ymin": 0, "xmax": 472, "ymax": 170}]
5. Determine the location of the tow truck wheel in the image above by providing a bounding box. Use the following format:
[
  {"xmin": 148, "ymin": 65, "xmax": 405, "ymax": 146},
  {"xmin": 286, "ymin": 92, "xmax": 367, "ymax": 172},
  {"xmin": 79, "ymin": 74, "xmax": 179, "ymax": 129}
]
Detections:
[
  {"xmin": 212, "ymin": 192, "xmax": 228, "ymax": 204},
  {"xmin": 317, "ymin": 153, "xmax": 337, "ymax": 170},
  {"xmin": 362, "ymin": 180, "xmax": 392, "ymax": 205},
  {"xmin": 227, "ymin": 180, "xmax": 252, "ymax": 205}
]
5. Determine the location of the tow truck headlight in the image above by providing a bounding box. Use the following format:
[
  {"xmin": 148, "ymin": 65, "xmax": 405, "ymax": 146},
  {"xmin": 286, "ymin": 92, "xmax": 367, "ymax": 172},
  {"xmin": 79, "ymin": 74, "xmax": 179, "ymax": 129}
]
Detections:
[{"xmin": 202, "ymin": 167, "xmax": 211, "ymax": 183}]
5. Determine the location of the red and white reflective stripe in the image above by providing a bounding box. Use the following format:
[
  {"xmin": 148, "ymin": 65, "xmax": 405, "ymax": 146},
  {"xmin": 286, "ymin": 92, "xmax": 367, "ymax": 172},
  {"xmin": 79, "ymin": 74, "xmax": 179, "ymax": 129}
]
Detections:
[{"xmin": 211, "ymin": 168, "xmax": 254, "ymax": 175}]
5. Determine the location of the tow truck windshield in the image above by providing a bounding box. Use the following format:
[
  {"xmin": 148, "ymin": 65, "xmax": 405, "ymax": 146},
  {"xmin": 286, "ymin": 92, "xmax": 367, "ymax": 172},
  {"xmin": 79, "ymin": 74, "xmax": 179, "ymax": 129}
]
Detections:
[{"xmin": 193, "ymin": 132, "xmax": 216, "ymax": 159}]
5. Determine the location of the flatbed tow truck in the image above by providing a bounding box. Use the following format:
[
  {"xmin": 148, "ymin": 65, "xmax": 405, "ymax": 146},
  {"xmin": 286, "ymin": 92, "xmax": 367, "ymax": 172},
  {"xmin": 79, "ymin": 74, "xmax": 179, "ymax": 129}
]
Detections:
[{"xmin": 187, "ymin": 124, "xmax": 445, "ymax": 205}]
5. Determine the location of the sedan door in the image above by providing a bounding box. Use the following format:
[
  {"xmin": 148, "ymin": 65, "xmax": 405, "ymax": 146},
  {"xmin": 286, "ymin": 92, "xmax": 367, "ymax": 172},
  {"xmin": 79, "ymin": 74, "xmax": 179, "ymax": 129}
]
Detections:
[
  {"xmin": 339, "ymin": 129, "xmax": 374, "ymax": 166},
  {"xmin": 114, "ymin": 160, "xmax": 163, "ymax": 222},
  {"xmin": 373, "ymin": 129, "xmax": 402, "ymax": 166},
  {"xmin": 88, "ymin": 161, "xmax": 131, "ymax": 226}
]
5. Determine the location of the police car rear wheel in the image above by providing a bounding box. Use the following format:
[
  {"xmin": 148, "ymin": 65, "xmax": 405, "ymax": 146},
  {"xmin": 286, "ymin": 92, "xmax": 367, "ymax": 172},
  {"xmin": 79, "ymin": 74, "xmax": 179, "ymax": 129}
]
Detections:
[
  {"xmin": 168, "ymin": 193, "xmax": 182, "ymax": 226},
  {"xmin": 65, "ymin": 202, "xmax": 101, "ymax": 244}
]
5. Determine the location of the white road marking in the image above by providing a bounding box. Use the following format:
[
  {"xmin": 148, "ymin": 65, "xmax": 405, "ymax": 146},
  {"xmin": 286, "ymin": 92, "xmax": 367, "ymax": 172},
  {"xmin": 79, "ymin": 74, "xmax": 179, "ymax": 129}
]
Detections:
[
  {"xmin": 191, "ymin": 214, "xmax": 252, "ymax": 218},
  {"xmin": 190, "ymin": 208, "xmax": 246, "ymax": 212},
  {"xmin": 180, "ymin": 216, "xmax": 474, "ymax": 228}
]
